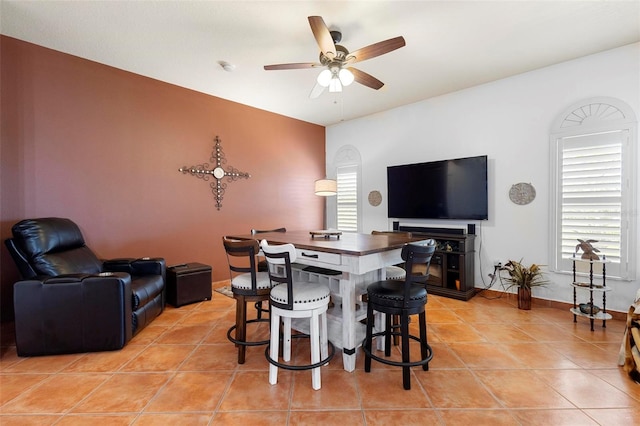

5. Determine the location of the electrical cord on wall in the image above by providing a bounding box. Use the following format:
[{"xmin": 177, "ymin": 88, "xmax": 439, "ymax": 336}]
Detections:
[
  {"xmin": 475, "ymin": 224, "xmax": 496, "ymax": 291},
  {"xmin": 479, "ymin": 263, "xmax": 514, "ymax": 300},
  {"xmin": 476, "ymin": 222, "xmax": 488, "ymax": 286},
  {"xmin": 475, "ymin": 223, "xmax": 508, "ymax": 300}
]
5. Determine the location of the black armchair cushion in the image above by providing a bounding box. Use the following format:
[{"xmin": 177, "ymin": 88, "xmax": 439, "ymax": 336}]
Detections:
[
  {"xmin": 10, "ymin": 218, "xmax": 102, "ymax": 278},
  {"xmin": 33, "ymin": 247, "xmax": 102, "ymax": 276},
  {"xmin": 14, "ymin": 217, "xmax": 85, "ymax": 254}
]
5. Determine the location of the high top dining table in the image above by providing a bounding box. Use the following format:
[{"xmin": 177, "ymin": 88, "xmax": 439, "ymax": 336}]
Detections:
[{"xmin": 227, "ymin": 230, "xmax": 416, "ymax": 372}]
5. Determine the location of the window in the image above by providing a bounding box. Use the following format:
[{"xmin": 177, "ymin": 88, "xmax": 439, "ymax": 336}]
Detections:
[
  {"xmin": 550, "ymin": 98, "xmax": 637, "ymax": 280},
  {"xmin": 336, "ymin": 165, "xmax": 358, "ymax": 231},
  {"xmin": 331, "ymin": 145, "xmax": 362, "ymax": 232},
  {"xmin": 558, "ymin": 131, "xmax": 624, "ymax": 262}
]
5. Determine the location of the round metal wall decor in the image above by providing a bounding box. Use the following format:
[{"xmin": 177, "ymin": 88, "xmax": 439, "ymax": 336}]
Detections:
[
  {"xmin": 368, "ymin": 190, "xmax": 382, "ymax": 207},
  {"xmin": 509, "ymin": 182, "xmax": 536, "ymax": 205}
]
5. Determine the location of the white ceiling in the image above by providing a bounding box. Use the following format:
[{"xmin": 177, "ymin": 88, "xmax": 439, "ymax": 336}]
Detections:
[{"xmin": 1, "ymin": 1, "xmax": 639, "ymax": 127}]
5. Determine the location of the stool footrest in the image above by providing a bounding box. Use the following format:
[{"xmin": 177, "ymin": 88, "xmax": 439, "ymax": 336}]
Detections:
[
  {"xmin": 254, "ymin": 301, "xmax": 269, "ymax": 316},
  {"xmin": 265, "ymin": 334, "xmax": 335, "ymax": 371},
  {"xmin": 362, "ymin": 331, "xmax": 433, "ymax": 368},
  {"xmin": 227, "ymin": 318, "xmax": 271, "ymax": 347}
]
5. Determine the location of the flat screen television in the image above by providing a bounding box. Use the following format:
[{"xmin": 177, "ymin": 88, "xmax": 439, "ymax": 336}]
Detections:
[{"xmin": 387, "ymin": 155, "xmax": 488, "ymax": 220}]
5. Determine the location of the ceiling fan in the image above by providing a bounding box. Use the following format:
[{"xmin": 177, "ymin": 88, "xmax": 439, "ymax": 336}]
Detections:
[{"xmin": 264, "ymin": 16, "xmax": 406, "ymax": 98}]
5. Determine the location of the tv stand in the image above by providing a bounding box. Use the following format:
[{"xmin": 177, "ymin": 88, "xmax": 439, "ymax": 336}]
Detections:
[{"xmin": 398, "ymin": 226, "xmax": 476, "ymax": 301}]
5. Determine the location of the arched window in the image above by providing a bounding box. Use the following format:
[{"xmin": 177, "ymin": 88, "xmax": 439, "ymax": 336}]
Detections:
[
  {"xmin": 549, "ymin": 97, "xmax": 637, "ymax": 279},
  {"xmin": 329, "ymin": 145, "xmax": 362, "ymax": 232}
]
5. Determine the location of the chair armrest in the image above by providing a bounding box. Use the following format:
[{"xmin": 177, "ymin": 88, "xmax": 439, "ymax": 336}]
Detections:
[
  {"xmin": 42, "ymin": 273, "xmax": 95, "ymax": 282},
  {"xmin": 13, "ymin": 272, "xmax": 133, "ymax": 356},
  {"xmin": 103, "ymin": 257, "xmax": 166, "ymax": 276}
]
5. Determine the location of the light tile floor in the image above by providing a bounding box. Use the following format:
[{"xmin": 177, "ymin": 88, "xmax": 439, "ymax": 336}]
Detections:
[{"xmin": 1, "ymin": 288, "xmax": 639, "ymax": 425}]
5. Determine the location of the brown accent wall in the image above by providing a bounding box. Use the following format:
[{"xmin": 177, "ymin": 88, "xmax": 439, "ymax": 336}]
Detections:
[{"xmin": 0, "ymin": 36, "xmax": 326, "ymax": 320}]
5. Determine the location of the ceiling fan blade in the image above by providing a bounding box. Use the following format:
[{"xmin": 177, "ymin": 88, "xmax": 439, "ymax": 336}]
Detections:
[
  {"xmin": 308, "ymin": 16, "xmax": 336, "ymax": 59},
  {"xmin": 264, "ymin": 62, "xmax": 321, "ymax": 70},
  {"xmin": 309, "ymin": 82, "xmax": 326, "ymax": 99},
  {"xmin": 345, "ymin": 36, "xmax": 406, "ymax": 64},
  {"xmin": 349, "ymin": 67, "xmax": 384, "ymax": 90}
]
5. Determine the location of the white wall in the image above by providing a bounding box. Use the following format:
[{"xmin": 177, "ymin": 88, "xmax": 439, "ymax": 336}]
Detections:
[{"xmin": 326, "ymin": 43, "xmax": 640, "ymax": 312}]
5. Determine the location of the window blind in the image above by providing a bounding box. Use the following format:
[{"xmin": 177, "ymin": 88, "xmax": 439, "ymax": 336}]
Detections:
[
  {"xmin": 559, "ymin": 131, "xmax": 623, "ymax": 264},
  {"xmin": 337, "ymin": 165, "xmax": 358, "ymax": 232}
]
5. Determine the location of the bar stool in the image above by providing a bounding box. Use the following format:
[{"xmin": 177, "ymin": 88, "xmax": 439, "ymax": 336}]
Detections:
[
  {"xmin": 260, "ymin": 239, "xmax": 334, "ymax": 390},
  {"xmin": 251, "ymin": 228, "xmax": 287, "ymax": 272},
  {"xmin": 250, "ymin": 228, "xmax": 286, "ymax": 319},
  {"xmin": 362, "ymin": 239, "xmax": 436, "ymax": 390},
  {"xmin": 371, "ymin": 230, "xmax": 413, "ymax": 281},
  {"xmin": 222, "ymin": 236, "xmax": 273, "ymax": 364},
  {"xmin": 371, "ymin": 230, "xmax": 413, "ymax": 345}
]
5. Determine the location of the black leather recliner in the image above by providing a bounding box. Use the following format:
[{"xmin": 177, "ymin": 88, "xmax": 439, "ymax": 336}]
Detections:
[{"xmin": 5, "ymin": 217, "xmax": 166, "ymax": 356}]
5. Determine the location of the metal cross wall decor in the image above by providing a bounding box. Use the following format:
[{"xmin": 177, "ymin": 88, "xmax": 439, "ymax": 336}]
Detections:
[{"xmin": 179, "ymin": 136, "xmax": 251, "ymax": 210}]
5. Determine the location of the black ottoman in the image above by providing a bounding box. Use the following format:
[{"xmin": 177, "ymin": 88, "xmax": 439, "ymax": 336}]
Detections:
[{"xmin": 167, "ymin": 263, "xmax": 212, "ymax": 307}]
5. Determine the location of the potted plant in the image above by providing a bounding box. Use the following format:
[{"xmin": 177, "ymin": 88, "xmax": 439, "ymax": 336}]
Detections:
[{"xmin": 500, "ymin": 259, "xmax": 548, "ymax": 310}]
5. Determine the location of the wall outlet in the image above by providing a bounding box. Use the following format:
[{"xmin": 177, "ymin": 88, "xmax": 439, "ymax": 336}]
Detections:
[{"xmin": 493, "ymin": 260, "xmax": 502, "ymax": 268}]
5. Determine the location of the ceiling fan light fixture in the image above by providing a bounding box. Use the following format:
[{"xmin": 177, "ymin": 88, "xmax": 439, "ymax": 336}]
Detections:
[
  {"xmin": 317, "ymin": 69, "xmax": 332, "ymax": 87},
  {"xmin": 338, "ymin": 68, "xmax": 354, "ymax": 86},
  {"xmin": 329, "ymin": 76, "xmax": 342, "ymax": 93},
  {"xmin": 264, "ymin": 16, "xmax": 406, "ymax": 96}
]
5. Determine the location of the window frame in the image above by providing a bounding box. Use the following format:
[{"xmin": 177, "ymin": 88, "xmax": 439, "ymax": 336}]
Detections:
[
  {"xmin": 329, "ymin": 145, "xmax": 362, "ymax": 233},
  {"xmin": 549, "ymin": 97, "xmax": 637, "ymax": 280},
  {"xmin": 336, "ymin": 165, "xmax": 359, "ymax": 232}
]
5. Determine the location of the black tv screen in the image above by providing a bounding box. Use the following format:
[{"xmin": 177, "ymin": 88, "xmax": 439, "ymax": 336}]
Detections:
[{"xmin": 387, "ymin": 155, "xmax": 488, "ymax": 220}]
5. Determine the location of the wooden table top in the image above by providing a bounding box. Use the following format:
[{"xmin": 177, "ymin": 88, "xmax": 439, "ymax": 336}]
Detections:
[{"xmin": 228, "ymin": 230, "xmax": 421, "ymax": 256}]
